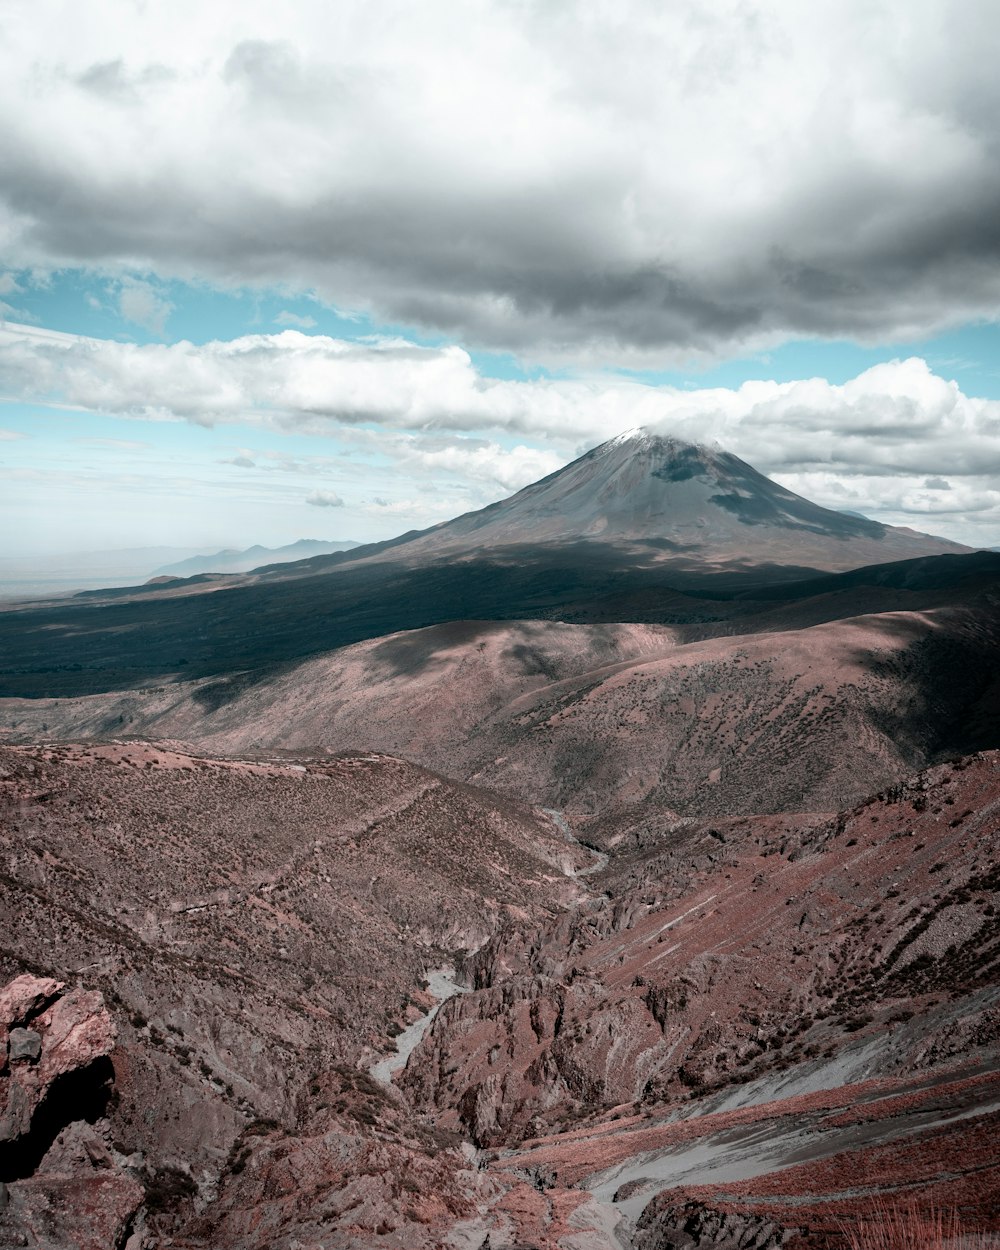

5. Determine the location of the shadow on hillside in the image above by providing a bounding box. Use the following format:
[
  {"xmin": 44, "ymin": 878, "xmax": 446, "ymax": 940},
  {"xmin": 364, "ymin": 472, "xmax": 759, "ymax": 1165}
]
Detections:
[
  {"xmin": 845, "ymin": 607, "xmax": 1000, "ymax": 763},
  {"xmin": 1, "ymin": 548, "xmax": 997, "ymax": 702}
]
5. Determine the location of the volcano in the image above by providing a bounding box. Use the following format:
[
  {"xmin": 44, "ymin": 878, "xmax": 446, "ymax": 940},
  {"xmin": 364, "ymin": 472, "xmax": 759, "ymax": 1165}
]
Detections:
[
  {"xmin": 0, "ymin": 429, "xmax": 982, "ymax": 699},
  {"xmin": 267, "ymin": 429, "xmax": 968, "ymax": 579},
  {"xmin": 2, "ymin": 444, "xmax": 1000, "ymax": 1249}
]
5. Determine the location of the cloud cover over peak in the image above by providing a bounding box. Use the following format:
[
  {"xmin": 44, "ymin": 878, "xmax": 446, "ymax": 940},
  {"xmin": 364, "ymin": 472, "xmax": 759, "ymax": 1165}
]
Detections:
[
  {"xmin": 3, "ymin": 320, "xmax": 1000, "ymax": 544},
  {"xmin": 1, "ymin": 0, "xmax": 999, "ymax": 362}
]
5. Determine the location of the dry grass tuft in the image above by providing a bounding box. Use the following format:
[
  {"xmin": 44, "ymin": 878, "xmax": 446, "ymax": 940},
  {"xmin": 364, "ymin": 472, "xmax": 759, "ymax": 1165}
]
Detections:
[{"xmin": 841, "ymin": 1200, "xmax": 999, "ymax": 1250}]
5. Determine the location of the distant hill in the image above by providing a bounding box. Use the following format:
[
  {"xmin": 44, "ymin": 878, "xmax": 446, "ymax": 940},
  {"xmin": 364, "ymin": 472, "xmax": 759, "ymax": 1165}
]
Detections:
[{"xmin": 152, "ymin": 538, "xmax": 360, "ymax": 578}]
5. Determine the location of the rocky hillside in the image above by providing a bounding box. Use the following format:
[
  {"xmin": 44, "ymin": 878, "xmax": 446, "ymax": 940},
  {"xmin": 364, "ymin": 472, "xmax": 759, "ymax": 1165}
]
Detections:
[
  {"xmin": 0, "ymin": 740, "xmax": 588, "ymax": 1246},
  {"xmin": 397, "ymin": 752, "xmax": 1000, "ymax": 1245},
  {"xmin": 7, "ymin": 594, "xmax": 999, "ymax": 822},
  {"xmin": 407, "ymin": 752, "xmax": 1000, "ymax": 1145},
  {"xmin": 2, "ymin": 744, "xmax": 998, "ymax": 1247}
]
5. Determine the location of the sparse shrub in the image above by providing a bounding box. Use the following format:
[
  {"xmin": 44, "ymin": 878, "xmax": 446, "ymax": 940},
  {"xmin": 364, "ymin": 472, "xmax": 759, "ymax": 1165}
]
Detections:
[
  {"xmin": 243, "ymin": 1117, "xmax": 279, "ymax": 1136},
  {"xmin": 144, "ymin": 1164, "xmax": 197, "ymax": 1214}
]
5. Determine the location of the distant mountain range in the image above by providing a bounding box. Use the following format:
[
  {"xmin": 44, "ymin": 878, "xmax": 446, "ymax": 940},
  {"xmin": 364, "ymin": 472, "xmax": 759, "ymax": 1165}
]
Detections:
[
  {"xmin": 0, "ymin": 539, "xmax": 360, "ymax": 598},
  {"xmin": 152, "ymin": 539, "xmax": 360, "ymax": 579}
]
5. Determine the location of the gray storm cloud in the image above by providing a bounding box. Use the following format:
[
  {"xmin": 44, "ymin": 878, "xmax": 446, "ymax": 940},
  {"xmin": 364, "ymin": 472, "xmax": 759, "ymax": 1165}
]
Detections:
[{"xmin": 1, "ymin": 0, "xmax": 999, "ymax": 361}]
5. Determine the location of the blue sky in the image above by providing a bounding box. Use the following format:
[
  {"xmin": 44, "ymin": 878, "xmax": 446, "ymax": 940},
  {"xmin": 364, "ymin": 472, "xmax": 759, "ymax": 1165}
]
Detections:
[
  {"xmin": 3, "ymin": 0, "xmax": 1000, "ymax": 560},
  {"xmin": 10, "ymin": 266, "xmax": 1000, "ymax": 399}
]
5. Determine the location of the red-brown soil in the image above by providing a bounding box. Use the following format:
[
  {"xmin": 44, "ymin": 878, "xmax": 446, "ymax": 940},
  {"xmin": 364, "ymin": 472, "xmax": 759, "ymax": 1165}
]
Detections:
[
  {"xmin": 3, "ymin": 744, "xmax": 999, "ymax": 1247},
  {"xmin": 0, "ymin": 740, "xmax": 595, "ymax": 1246},
  {"xmin": 6, "ymin": 597, "xmax": 998, "ymax": 824},
  {"xmin": 396, "ymin": 754, "xmax": 1000, "ymax": 1243}
]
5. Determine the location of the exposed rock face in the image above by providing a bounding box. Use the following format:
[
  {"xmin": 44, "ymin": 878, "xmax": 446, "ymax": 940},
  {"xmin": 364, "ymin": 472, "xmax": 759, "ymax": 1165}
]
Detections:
[
  {"xmin": 1, "ymin": 742, "xmax": 999, "ymax": 1246},
  {"xmin": 635, "ymin": 1196, "xmax": 794, "ymax": 1250},
  {"xmin": 406, "ymin": 755, "xmax": 1000, "ymax": 1144},
  {"xmin": 1, "ymin": 975, "xmax": 115, "ymax": 1149},
  {"xmin": 0, "ymin": 975, "xmax": 143, "ymax": 1250}
]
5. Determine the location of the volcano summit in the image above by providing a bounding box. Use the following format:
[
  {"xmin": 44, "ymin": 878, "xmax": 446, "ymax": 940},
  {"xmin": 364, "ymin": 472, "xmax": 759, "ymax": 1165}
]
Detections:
[{"xmin": 0, "ymin": 432, "xmax": 975, "ymax": 700}]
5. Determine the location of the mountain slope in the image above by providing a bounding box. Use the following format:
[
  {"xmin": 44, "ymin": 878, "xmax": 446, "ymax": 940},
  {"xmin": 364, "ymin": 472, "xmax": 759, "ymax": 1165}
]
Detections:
[
  {"xmin": 398, "ymin": 753, "xmax": 1000, "ymax": 1244},
  {"xmin": 4, "ymin": 742, "xmax": 998, "ymax": 1248},
  {"xmin": 260, "ymin": 430, "xmax": 970, "ymax": 579},
  {"xmin": 0, "ymin": 434, "xmax": 981, "ymax": 701},
  {"xmin": 6, "ymin": 586, "xmax": 999, "ymax": 821},
  {"xmin": 0, "ymin": 741, "xmax": 586, "ymax": 1245}
]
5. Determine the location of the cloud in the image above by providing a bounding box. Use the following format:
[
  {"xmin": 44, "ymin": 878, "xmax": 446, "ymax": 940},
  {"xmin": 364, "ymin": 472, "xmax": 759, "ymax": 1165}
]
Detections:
[
  {"xmin": 362, "ymin": 495, "xmax": 463, "ymax": 520},
  {"xmin": 1, "ymin": 2, "xmax": 999, "ymax": 361},
  {"xmin": 0, "ymin": 428, "xmax": 25, "ymax": 440},
  {"xmin": 75, "ymin": 58, "xmax": 175, "ymax": 101},
  {"xmin": 0, "ymin": 271, "xmax": 37, "ymax": 322},
  {"xmin": 5, "ymin": 321, "xmax": 1000, "ymax": 469},
  {"xmin": 116, "ymin": 277, "xmax": 173, "ymax": 336},
  {"xmin": 75, "ymin": 436, "xmax": 149, "ymax": 450},
  {"xmin": 5, "ymin": 319, "xmax": 1000, "ymax": 539},
  {"xmin": 274, "ymin": 310, "xmax": 317, "ymax": 329},
  {"xmin": 305, "ymin": 489, "xmax": 344, "ymax": 507},
  {"xmin": 396, "ymin": 439, "xmax": 563, "ymax": 492}
]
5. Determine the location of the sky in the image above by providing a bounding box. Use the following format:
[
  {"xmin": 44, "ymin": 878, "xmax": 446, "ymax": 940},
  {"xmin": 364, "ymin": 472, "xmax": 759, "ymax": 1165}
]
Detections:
[{"xmin": 2, "ymin": 0, "xmax": 1000, "ymax": 558}]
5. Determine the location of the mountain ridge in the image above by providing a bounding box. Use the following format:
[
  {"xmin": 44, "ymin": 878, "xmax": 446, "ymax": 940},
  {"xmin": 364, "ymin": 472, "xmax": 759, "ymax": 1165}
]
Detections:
[
  {"xmin": 152, "ymin": 537, "xmax": 360, "ymax": 578},
  {"xmin": 0, "ymin": 431, "xmax": 985, "ymax": 701}
]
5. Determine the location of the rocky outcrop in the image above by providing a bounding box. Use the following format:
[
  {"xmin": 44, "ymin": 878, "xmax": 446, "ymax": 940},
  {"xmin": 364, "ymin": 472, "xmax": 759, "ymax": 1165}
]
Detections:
[
  {"xmin": 635, "ymin": 1196, "xmax": 794, "ymax": 1250},
  {"xmin": 0, "ymin": 974, "xmax": 143, "ymax": 1249},
  {"xmin": 2, "ymin": 975, "xmax": 114, "ymax": 1154},
  {"xmin": 405, "ymin": 755, "xmax": 1000, "ymax": 1152}
]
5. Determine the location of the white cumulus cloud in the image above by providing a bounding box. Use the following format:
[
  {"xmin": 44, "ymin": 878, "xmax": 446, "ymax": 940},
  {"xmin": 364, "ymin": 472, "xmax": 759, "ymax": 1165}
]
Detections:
[
  {"xmin": 4, "ymin": 320, "xmax": 1000, "ymax": 541},
  {"xmin": 306, "ymin": 489, "xmax": 344, "ymax": 507}
]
